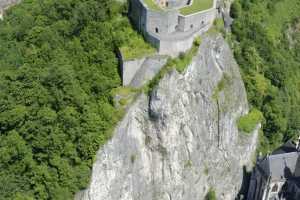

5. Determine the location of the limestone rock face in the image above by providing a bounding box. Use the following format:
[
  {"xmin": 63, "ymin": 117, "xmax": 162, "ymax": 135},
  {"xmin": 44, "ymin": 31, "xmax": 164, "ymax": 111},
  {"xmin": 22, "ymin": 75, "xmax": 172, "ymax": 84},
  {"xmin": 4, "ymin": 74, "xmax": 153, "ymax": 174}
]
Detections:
[
  {"xmin": 0, "ymin": 0, "xmax": 20, "ymax": 19},
  {"xmin": 78, "ymin": 35, "xmax": 259, "ymax": 200}
]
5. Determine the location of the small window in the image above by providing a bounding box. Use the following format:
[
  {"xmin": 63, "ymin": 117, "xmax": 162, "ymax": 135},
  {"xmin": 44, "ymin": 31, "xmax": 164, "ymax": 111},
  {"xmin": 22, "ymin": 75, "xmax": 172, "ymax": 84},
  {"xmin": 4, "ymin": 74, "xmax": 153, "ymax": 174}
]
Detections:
[
  {"xmin": 201, "ymin": 21, "xmax": 204, "ymax": 25},
  {"xmin": 190, "ymin": 24, "xmax": 193, "ymax": 29},
  {"xmin": 166, "ymin": 2, "xmax": 169, "ymax": 7},
  {"xmin": 271, "ymin": 184, "xmax": 278, "ymax": 192},
  {"xmin": 155, "ymin": 27, "xmax": 159, "ymax": 33}
]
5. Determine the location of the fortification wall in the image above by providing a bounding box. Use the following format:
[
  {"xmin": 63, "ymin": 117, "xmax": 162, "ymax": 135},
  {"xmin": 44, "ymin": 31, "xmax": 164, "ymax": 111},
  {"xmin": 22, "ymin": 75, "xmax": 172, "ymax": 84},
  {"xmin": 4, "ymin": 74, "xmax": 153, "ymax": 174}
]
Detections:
[
  {"xmin": 121, "ymin": 57, "xmax": 146, "ymax": 86},
  {"xmin": 129, "ymin": 0, "xmax": 217, "ymax": 56},
  {"xmin": 129, "ymin": 0, "xmax": 147, "ymax": 33},
  {"xmin": 158, "ymin": 22, "xmax": 211, "ymax": 56},
  {"xmin": 178, "ymin": 8, "xmax": 216, "ymax": 32},
  {"xmin": 145, "ymin": 9, "xmax": 178, "ymax": 34}
]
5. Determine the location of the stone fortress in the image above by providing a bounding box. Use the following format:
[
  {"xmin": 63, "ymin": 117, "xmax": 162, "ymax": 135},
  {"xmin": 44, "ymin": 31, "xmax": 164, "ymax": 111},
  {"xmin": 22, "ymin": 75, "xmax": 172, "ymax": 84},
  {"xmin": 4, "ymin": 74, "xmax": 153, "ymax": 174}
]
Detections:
[
  {"xmin": 129, "ymin": 0, "xmax": 217, "ymax": 56},
  {"xmin": 121, "ymin": 0, "xmax": 218, "ymax": 87}
]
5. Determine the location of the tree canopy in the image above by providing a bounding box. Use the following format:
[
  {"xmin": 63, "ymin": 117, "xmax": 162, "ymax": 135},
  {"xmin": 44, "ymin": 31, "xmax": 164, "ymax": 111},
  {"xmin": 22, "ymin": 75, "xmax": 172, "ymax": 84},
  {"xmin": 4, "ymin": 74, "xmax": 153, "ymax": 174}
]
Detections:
[
  {"xmin": 0, "ymin": 0, "xmax": 136, "ymax": 199},
  {"xmin": 231, "ymin": 0, "xmax": 300, "ymax": 152}
]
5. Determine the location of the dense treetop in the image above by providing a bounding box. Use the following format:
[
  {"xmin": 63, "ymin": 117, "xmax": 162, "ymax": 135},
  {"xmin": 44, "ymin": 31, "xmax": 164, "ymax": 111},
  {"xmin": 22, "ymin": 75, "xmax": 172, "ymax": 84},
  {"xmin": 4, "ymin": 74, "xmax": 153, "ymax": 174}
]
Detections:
[
  {"xmin": 0, "ymin": 0, "xmax": 143, "ymax": 199},
  {"xmin": 231, "ymin": 0, "xmax": 300, "ymax": 152}
]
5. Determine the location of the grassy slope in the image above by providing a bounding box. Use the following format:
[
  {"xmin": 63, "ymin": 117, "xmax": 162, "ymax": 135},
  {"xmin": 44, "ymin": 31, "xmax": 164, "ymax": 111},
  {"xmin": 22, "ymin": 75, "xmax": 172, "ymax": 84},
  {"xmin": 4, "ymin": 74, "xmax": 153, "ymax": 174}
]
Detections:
[{"xmin": 180, "ymin": 0, "xmax": 214, "ymax": 15}]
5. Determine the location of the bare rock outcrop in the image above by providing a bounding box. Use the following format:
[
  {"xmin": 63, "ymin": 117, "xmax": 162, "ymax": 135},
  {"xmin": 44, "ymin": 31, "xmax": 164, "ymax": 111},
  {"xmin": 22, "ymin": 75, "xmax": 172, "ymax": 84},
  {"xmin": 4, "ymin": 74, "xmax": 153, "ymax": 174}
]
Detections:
[
  {"xmin": 77, "ymin": 34, "xmax": 259, "ymax": 200},
  {"xmin": 0, "ymin": 0, "xmax": 20, "ymax": 19}
]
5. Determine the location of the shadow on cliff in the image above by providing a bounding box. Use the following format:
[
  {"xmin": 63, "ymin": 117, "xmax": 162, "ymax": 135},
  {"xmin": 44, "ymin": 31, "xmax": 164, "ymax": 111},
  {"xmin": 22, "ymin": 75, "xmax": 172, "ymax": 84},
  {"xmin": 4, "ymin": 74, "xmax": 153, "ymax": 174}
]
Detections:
[{"xmin": 235, "ymin": 166, "xmax": 251, "ymax": 200}]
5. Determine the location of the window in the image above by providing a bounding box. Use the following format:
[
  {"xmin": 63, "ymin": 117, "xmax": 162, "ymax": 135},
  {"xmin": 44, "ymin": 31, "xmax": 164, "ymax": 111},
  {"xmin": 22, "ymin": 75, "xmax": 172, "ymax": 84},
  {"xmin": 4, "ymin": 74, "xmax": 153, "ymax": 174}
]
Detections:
[
  {"xmin": 166, "ymin": 2, "xmax": 169, "ymax": 7},
  {"xmin": 190, "ymin": 24, "xmax": 193, "ymax": 29},
  {"xmin": 271, "ymin": 184, "xmax": 278, "ymax": 192},
  {"xmin": 155, "ymin": 27, "xmax": 159, "ymax": 33}
]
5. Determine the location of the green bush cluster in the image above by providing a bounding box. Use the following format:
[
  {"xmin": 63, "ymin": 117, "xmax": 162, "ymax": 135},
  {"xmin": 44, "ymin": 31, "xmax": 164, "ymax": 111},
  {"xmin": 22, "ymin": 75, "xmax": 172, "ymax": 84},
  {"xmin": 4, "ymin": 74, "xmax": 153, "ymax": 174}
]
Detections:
[
  {"xmin": 205, "ymin": 188, "xmax": 217, "ymax": 200},
  {"xmin": 118, "ymin": 19, "xmax": 156, "ymax": 60},
  {"xmin": 0, "ymin": 0, "xmax": 138, "ymax": 199},
  {"xmin": 238, "ymin": 109, "xmax": 264, "ymax": 134}
]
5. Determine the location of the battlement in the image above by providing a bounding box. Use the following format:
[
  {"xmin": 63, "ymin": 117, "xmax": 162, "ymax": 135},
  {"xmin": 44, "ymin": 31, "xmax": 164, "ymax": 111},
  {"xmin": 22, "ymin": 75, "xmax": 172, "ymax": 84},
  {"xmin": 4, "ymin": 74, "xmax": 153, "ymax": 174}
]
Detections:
[{"xmin": 129, "ymin": 0, "xmax": 217, "ymax": 56}]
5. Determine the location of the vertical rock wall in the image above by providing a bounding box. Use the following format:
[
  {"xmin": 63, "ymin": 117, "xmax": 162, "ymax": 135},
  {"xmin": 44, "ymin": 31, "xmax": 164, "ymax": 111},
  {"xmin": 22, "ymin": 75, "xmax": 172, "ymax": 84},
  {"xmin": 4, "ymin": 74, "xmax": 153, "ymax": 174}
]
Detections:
[{"xmin": 78, "ymin": 34, "xmax": 259, "ymax": 200}]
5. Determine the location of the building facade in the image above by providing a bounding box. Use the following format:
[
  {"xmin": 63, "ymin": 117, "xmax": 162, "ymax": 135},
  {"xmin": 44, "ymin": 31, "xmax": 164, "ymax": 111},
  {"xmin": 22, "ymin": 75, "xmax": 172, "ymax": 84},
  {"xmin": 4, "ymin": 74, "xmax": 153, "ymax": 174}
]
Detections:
[{"xmin": 247, "ymin": 141, "xmax": 300, "ymax": 200}]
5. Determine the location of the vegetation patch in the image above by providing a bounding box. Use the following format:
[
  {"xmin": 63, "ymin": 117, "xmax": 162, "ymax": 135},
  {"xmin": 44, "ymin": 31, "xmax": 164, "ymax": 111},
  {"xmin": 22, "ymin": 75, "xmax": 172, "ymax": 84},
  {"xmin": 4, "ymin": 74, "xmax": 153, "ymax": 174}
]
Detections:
[
  {"xmin": 180, "ymin": 0, "xmax": 214, "ymax": 15},
  {"xmin": 237, "ymin": 109, "xmax": 263, "ymax": 134},
  {"xmin": 118, "ymin": 19, "xmax": 156, "ymax": 60},
  {"xmin": 184, "ymin": 160, "xmax": 193, "ymax": 168},
  {"xmin": 205, "ymin": 188, "xmax": 217, "ymax": 200},
  {"xmin": 231, "ymin": 0, "xmax": 300, "ymax": 149},
  {"xmin": 212, "ymin": 73, "xmax": 231, "ymax": 100},
  {"xmin": 143, "ymin": 0, "xmax": 162, "ymax": 11}
]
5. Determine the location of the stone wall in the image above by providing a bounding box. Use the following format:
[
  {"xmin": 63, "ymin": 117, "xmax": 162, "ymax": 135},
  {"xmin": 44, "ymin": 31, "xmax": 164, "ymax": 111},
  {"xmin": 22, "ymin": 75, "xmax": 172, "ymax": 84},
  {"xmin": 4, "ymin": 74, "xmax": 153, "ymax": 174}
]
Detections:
[
  {"xmin": 178, "ymin": 8, "xmax": 217, "ymax": 32},
  {"xmin": 129, "ymin": 0, "xmax": 218, "ymax": 57},
  {"xmin": 119, "ymin": 53, "xmax": 167, "ymax": 87},
  {"xmin": 121, "ymin": 57, "xmax": 146, "ymax": 86},
  {"xmin": 158, "ymin": 23, "xmax": 211, "ymax": 56},
  {"xmin": 146, "ymin": 9, "xmax": 179, "ymax": 35}
]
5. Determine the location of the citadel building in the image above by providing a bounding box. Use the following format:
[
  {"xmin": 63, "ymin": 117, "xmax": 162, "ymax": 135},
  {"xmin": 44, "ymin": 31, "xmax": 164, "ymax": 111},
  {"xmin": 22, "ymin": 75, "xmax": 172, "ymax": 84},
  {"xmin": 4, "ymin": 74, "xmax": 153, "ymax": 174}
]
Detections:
[
  {"xmin": 247, "ymin": 140, "xmax": 300, "ymax": 200},
  {"xmin": 129, "ymin": 0, "xmax": 217, "ymax": 56},
  {"xmin": 120, "ymin": 0, "xmax": 218, "ymax": 87}
]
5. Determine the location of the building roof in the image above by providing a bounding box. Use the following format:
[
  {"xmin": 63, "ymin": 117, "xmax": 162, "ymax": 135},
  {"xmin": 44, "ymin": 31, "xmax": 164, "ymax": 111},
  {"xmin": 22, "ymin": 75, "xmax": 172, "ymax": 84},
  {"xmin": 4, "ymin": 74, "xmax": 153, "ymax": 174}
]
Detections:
[
  {"xmin": 272, "ymin": 140, "xmax": 297, "ymax": 155},
  {"xmin": 257, "ymin": 141, "xmax": 300, "ymax": 182}
]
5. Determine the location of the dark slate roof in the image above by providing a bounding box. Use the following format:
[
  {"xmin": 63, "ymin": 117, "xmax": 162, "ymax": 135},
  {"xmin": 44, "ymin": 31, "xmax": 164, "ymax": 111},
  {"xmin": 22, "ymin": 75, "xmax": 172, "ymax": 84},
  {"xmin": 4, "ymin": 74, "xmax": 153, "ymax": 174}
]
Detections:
[
  {"xmin": 257, "ymin": 141, "xmax": 300, "ymax": 181},
  {"xmin": 268, "ymin": 152, "xmax": 300, "ymax": 181},
  {"xmin": 272, "ymin": 140, "xmax": 297, "ymax": 155},
  {"xmin": 294, "ymin": 156, "xmax": 300, "ymax": 177}
]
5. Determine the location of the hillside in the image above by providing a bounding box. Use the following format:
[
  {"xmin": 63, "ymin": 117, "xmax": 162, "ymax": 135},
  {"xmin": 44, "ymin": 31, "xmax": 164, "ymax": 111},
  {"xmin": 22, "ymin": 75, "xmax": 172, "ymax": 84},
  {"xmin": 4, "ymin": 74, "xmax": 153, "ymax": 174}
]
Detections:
[
  {"xmin": 231, "ymin": 0, "xmax": 300, "ymax": 152},
  {"xmin": 0, "ymin": 0, "xmax": 132, "ymax": 199}
]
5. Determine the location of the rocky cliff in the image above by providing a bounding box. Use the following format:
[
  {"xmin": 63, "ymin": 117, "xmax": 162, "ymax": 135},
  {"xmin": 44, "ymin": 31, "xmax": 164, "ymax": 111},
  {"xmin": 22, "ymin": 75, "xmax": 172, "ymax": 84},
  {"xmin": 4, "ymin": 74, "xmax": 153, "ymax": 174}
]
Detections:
[
  {"xmin": 77, "ymin": 34, "xmax": 259, "ymax": 200},
  {"xmin": 0, "ymin": 0, "xmax": 20, "ymax": 18}
]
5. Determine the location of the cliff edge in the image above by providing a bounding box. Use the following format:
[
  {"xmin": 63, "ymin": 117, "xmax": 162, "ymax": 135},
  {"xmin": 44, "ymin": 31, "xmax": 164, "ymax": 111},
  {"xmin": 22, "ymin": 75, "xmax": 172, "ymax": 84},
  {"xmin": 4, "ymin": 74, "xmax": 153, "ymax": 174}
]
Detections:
[{"xmin": 77, "ymin": 34, "xmax": 259, "ymax": 200}]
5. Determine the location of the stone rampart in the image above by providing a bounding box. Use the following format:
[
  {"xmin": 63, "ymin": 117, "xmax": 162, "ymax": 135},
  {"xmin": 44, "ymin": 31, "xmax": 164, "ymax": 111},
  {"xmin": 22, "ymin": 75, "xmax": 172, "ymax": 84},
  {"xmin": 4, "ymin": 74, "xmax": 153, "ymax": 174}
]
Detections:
[
  {"xmin": 146, "ymin": 9, "xmax": 179, "ymax": 35},
  {"xmin": 178, "ymin": 7, "xmax": 216, "ymax": 32},
  {"xmin": 158, "ymin": 23, "xmax": 211, "ymax": 56},
  {"xmin": 121, "ymin": 57, "xmax": 146, "ymax": 86}
]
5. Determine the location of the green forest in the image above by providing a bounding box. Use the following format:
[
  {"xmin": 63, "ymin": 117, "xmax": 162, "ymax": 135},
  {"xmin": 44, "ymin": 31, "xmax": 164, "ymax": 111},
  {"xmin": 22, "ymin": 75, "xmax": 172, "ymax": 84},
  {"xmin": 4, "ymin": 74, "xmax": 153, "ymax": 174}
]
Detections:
[
  {"xmin": 230, "ymin": 0, "xmax": 300, "ymax": 152},
  {"xmin": 0, "ymin": 0, "xmax": 143, "ymax": 199}
]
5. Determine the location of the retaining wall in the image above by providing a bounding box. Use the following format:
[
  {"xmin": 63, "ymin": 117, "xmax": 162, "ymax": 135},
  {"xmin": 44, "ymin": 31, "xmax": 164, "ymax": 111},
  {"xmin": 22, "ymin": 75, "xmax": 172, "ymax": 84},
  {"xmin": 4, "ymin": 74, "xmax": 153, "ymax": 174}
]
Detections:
[
  {"xmin": 158, "ymin": 22, "xmax": 212, "ymax": 56},
  {"xmin": 121, "ymin": 58, "xmax": 146, "ymax": 86}
]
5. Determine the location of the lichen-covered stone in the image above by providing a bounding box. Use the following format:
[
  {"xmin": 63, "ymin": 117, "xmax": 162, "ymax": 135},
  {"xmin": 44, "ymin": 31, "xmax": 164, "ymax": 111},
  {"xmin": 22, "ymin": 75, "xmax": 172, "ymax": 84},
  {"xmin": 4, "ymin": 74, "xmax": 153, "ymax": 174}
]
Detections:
[{"xmin": 77, "ymin": 35, "xmax": 259, "ymax": 200}]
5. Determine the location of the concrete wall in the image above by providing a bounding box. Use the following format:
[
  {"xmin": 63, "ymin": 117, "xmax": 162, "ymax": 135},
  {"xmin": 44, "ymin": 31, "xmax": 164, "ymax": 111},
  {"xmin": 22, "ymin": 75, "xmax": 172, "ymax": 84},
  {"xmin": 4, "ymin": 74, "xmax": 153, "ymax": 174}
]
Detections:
[{"xmin": 121, "ymin": 58, "xmax": 146, "ymax": 86}]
